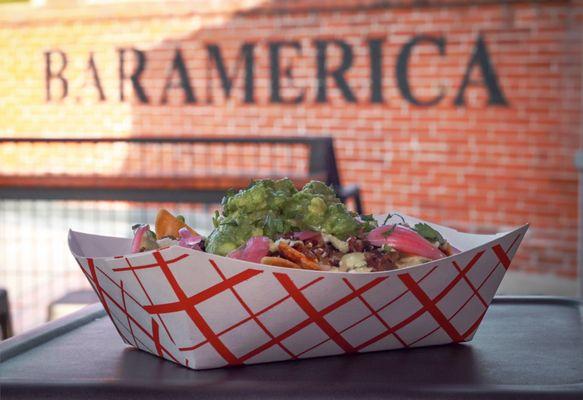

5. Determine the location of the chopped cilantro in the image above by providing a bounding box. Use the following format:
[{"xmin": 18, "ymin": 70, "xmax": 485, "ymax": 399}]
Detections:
[
  {"xmin": 382, "ymin": 225, "xmax": 396, "ymax": 238},
  {"xmin": 380, "ymin": 244, "xmax": 393, "ymax": 253},
  {"xmin": 360, "ymin": 214, "xmax": 375, "ymax": 222},
  {"xmin": 413, "ymin": 223, "xmax": 445, "ymax": 245},
  {"xmin": 359, "ymin": 214, "xmax": 379, "ymax": 232}
]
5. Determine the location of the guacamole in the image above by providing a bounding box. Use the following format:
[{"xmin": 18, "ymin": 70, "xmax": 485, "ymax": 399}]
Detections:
[{"xmin": 205, "ymin": 179, "xmax": 377, "ymax": 256}]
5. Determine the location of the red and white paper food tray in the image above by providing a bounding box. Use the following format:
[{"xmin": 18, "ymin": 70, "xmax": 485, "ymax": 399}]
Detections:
[{"xmin": 68, "ymin": 214, "xmax": 528, "ymax": 370}]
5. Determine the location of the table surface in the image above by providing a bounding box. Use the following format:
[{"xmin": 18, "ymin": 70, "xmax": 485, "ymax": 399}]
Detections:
[{"xmin": 1, "ymin": 296, "xmax": 582, "ymax": 400}]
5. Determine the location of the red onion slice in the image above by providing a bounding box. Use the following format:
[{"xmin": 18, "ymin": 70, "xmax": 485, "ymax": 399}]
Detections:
[
  {"xmin": 131, "ymin": 224, "xmax": 150, "ymax": 253},
  {"xmin": 178, "ymin": 227, "xmax": 203, "ymax": 251},
  {"xmin": 293, "ymin": 231, "xmax": 321, "ymax": 241},
  {"xmin": 367, "ymin": 225, "xmax": 446, "ymax": 260},
  {"xmin": 228, "ymin": 236, "xmax": 271, "ymax": 263}
]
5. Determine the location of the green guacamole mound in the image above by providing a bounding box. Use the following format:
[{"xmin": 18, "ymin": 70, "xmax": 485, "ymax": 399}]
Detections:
[{"xmin": 205, "ymin": 179, "xmax": 377, "ymax": 256}]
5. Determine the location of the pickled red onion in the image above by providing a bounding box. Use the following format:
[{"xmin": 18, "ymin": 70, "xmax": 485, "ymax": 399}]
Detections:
[
  {"xmin": 228, "ymin": 236, "xmax": 271, "ymax": 263},
  {"xmin": 178, "ymin": 227, "xmax": 203, "ymax": 251},
  {"xmin": 131, "ymin": 224, "xmax": 150, "ymax": 253},
  {"xmin": 293, "ymin": 231, "xmax": 321, "ymax": 241},
  {"xmin": 367, "ymin": 225, "xmax": 445, "ymax": 260}
]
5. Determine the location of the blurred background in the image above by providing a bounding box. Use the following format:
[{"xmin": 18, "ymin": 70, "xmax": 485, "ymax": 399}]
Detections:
[{"xmin": 0, "ymin": 0, "xmax": 581, "ymax": 337}]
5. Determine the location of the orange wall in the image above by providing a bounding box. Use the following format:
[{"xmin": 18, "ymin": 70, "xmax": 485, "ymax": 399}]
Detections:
[{"xmin": 0, "ymin": 0, "xmax": 581, "ymax": 277}]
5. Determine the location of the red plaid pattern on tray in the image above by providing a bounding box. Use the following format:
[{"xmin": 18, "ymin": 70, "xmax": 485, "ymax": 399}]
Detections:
[{"xmin": 73, "ymin": 225, "xmax": 527, "ymax": 370}]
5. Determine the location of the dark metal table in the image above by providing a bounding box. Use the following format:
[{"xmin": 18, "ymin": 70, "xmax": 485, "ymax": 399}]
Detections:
[{"xmin": 1, "ymin": 297, "xmax": 582, "ymax": 399}]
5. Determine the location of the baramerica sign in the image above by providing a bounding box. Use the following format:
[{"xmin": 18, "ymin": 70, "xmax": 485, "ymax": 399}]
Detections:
[{"xmin": 44, "ymin": 34, "xmax": 508, "ymax": 107}]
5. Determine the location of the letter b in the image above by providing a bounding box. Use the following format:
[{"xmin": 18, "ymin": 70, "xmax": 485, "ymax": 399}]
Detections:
[{"xmin": 45, "ymin": 50, "xmax": 68, "ymax": 102}]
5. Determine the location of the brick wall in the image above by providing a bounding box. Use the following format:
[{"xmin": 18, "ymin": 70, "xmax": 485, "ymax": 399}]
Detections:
[{"xmin": 0, "ymin": 0, "xmax": 582, "ymax": 277}]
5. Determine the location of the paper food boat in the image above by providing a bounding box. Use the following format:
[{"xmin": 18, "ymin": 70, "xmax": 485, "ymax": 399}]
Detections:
[{"xmin": 68, "ymin": 214, "xmax": 528, "ymax": 370}]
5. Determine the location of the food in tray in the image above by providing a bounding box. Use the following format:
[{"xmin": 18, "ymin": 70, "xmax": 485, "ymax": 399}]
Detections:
[{"xmin": 131, "ymin": 179, "xmax": 460, "ymax": 272}]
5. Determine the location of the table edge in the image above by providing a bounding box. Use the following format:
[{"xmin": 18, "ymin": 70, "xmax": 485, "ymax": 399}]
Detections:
[
  {"xmin": 1, "ymin": 380, "xmax": 582, "ymax": 398},
  {"xmin": 0, "ymin": 302, "xmax": 105, "ymax": 362}
]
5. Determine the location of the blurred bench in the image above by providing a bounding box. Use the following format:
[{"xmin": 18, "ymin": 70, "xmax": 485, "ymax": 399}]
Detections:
[
  {"xmin": 0, "ymin": 288, "xmax": 13, "ymax": 339},
  {"xmin": 0, "ymin": 137, "xmax": 362, "ymax": 213}
]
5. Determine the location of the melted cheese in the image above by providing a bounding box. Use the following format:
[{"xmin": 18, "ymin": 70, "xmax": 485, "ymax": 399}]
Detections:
[
  {"xmin": 156, "ymin": 237, "xmax": 178, "ymax": 247},
  {"xmin": 322, "ymin": 233, "xmax": 349, "ymax": 253},
  {"xmin": 339, "ymin": 252, "xmax": 367, "ymax": 272},
  {"xmin": 396, "ymin": 256, "xmax": 431, "ymax": 269}
]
